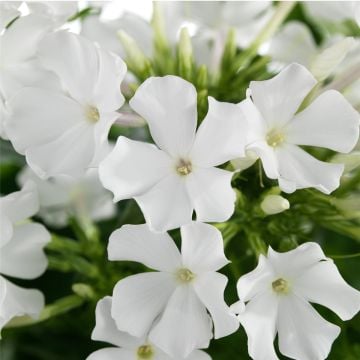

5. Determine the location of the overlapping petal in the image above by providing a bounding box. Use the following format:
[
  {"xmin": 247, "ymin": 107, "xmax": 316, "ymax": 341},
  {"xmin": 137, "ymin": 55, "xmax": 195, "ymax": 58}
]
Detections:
[{"xmin": 86, "ymin": 348, "xmax": 134, "ymax": 360}]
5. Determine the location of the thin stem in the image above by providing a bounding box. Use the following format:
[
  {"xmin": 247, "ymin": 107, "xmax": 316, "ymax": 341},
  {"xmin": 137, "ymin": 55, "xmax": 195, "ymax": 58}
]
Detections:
[{"xmin": 329, "ymin": 252, "xmax": 360, "ymax": 259}]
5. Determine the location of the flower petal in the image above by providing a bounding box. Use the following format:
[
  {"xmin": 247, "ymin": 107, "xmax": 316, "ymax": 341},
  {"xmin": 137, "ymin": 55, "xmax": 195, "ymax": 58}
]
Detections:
[
  {"xmin": 190, "ymin": 97, "xmax": 247, "ymax": 167},
  {"xmin": 276, "ymin": 144, "xmax": 344, "ymax": 194},
  {"xmin": 129, "ymin": 76, "xmax": 197, "ymax": 157},
  {"xmin": 99, "ymin": 136, "xmax": 172, "ymax": 202},
  {"xmin": 180, "ymin": 222, "xmax": 229, "ymax": 273},
  {"xmin": 193, "ymin": 272, "xmax": 239, "ymax": 339},
  {"xmin": 295, "ymin": 259, "xmax": 360, "ymax": 321},
  {"xmin": 250, "ymin": 63, "xmax": 317, "ymax": 127},
  {"xmin": 0, "ymin": 223, "xmax": 50, "ymax": 279},
  {"xmin": 238, "ymin": 290, "xmax": 279, "ymax": 360},
  {"xmin": 0, "ymin": 215, "xmax": 12, "ymax": 248},
  {"xmin": 236, "ymin": 254, "xmax": 274, "ymax": 302},
  {"xmin": 86, "ymin": 348, "xmax": 135, "ymax": 360},
  {"xmin": 277, "ymin": 295, "xmax": 340, "ymax": 360},
  {"xmin": 185, "ymin": 350, "xmax": 212, "ymax": 360},
  {"xmin": 111, "ymin": 272, "xmax": 176, "ymax": 338},
  {"xmin": 149, "ymin": 285, "xmax": 212, "ymax": 358},
  {"xmin": 286, "ymin": 90, "xmax": 360, "ymax": 153},
  {"xmin": 135, "ymin": 174, "xmax": 193, "ymax": 232},
  {"xmin": 25, "ymin": 121, "xmax": 95, "ymax": 179},
  {"xmin": 0, "ymin": 276, "xmax": 44, "ymax": 331},
  {"xmin": 108, "ymin": 224, "xmax": 181, "ymax": 272},
  {"xmin": 92, "ymin": 296, "xmax": 142, "ymax": 348},
  {"xmin": 185, "ymin": 167, "xmax": 236, "ymax": 223},
  {"xmin": 248, "ymin": 141, "xmax": 279, "ymax": 179},
  {"xmin": 6, "ymin": 87, "xmax": 83, "ymax": 155},
  {"xmin": 38, "ymin": 31, "xmax": 98, "ymax": 103}
]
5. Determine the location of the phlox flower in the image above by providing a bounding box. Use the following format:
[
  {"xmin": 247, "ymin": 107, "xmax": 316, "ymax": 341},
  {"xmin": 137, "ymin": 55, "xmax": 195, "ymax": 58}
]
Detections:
[
  {"xmin": 17, "ymin": 166, "xmax": 116, "ymax": 228},
  {"xmin": 231, "ymin": 242, "xmax": 360, "ymax": 360},
  {"xmin": 87, "ymin": 296, "xmax": 211, "ymax": 360},
  {"xmin": 0, "ymin": 182, "xmax": 50, "ymax": 331},
  {"xmin": 100, "ymin": 75, "xmax": 247, "ymax": 232},
  {"xmin": 236, "ymin": 63, "xmax": 360, "ymax": 194},
  {"xmin": 108, "ymin": 222, "xmax": 239, "ymax": 358},
  {"xmin": 6, "ymin": 30, "xmax": 126, "ymax": 179}
]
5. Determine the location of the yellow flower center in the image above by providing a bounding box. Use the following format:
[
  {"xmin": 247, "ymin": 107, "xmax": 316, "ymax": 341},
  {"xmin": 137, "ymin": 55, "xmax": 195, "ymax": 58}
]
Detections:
[
  {"xmin": 176, "ymin": 268, "xmax": 195, "ymax": 283},
  {"xmin": 266, "ymin": 129, "xmax": 285, "ymax": 147},
  {"xmin": 85, "ymin": 106, "xmax": 100, "ymax": 123},
  {"xmin": 272, "ymin": 278, "xmax": 289, "ymax": 294},
  {"xmin": 137, "ymin": 344, "xmax": 154, "ymax": 359},
  {"xmin": 176, "ymin": 159, "xmax": 192, "ymax": 176}
]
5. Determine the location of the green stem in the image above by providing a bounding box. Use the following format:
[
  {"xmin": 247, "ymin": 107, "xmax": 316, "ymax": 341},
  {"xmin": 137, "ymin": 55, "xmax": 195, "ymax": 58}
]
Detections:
[{"xmin": 330, "ymin": 252, "xmax": 360, "ymax": 259}]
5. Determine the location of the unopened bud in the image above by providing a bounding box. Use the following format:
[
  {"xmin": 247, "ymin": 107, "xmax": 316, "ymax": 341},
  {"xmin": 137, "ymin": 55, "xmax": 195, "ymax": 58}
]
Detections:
[{"xmin": 261, "ymin": 195, "xmax": 290, "ymax": 215}]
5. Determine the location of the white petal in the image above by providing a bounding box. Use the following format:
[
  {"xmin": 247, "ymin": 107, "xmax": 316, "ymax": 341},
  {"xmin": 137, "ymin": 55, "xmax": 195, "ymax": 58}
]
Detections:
[
  {"xmin": 247, "ymin": 141, "xmax": 279, "ymax": 179},
  {"xmin": 185, "ymin": 167, "xmax": 236, "ymax": 223},
  {"xmin": 267, "ymin": 242, "xmax": 326, "ymax": 279},
  {"xmin": 129, "ymin": 76, "xmax": 197, "ymax": 157},
  {"xmin": 193, "ymin": 272, "xmax": 239, "ymax": 339},
  {"xmin": 277, "ymin": 295, "xmax": 340, "ymax": 360},
  {"xmin": 99, "ymin": 136, "xmax": 172, "ymax": 202},
  {"xmin": 0, "ymin": 214, "xmax": 12, "ymax": 248},
  {"xmin": 250, "ymin": 63, "xmax": 317, "ymax": 127},
  {"xmin": 26, "ymin": 121, "xmax": 95, "ymax": 179},
  {"xmin": 185, "ymin": 350, "xmax": 212, "ymax": 360},
  {"xmin": 111, "ymin": 272, "xmax": 176, "ymax": 338},
  {"xmin": 0, "ymin": 14, "xmax": 53, "ymax": 65},
  {"xmin": 92, "ymin": 296, "xmax": 142, "ymax": 348},
  {"xmin": 286, "ymin": 90, "xmax": 360, "ymax": 153},
  {"xmin": 149, "ymin": 285, "xmax": 212, "ymax": 358},
  {"xmin": 238, "ymin": 291, "xmax": 279, "ymax": 360},
  {"xmin": 92, "ymin": 47, "xmax": 126, "ymax": 112},
  {"xmin": 295, "ymin": 260, "xmax": 360, "ymax": 321},
  {"xmin": 190, "ymin": 97, "xmax": 247, "ymax": 167},
  {"xmin": 276, "ymin": 144, "xmax": 344, "ymax": 194},
  {"xmin": 38, "ymin": 31, "xmax": 98, "ymax": 103},
  {"xmin": 181, "ymin": 222, "xmax": 229, "ymax": 273},
  {"xmin": 0, "ymin": 181, "xmax": 39, "ymax": 224},
  {"xmin": 6, "ymin": 87, "xmax": 83, "ymax": 155},
  {"xmin": 236, "ymin": 254, "xmax": 274, "ymax": 302},
  {"xmin": 0, "ymin": 223, "xmax": 50, "ymax": 279},
  {"xmin": 108, "ymin": 224, "xmax": 181, "ymax": 272},
  {"xmin": 0, "ymin": 276, "xmax": 44, "ymax": 331},
  {"xmin": 86, "ymin": 348, "xmax": 135, "ymax": 360},
  {"xmin": 135, "ymin": 174, "xmax": 193, "ymax": 232}
]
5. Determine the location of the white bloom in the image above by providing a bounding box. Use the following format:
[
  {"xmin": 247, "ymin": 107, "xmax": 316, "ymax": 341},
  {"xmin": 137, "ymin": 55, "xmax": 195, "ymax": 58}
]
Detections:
[
  {"xmin": 17, "ymin": 166, "xmax": 116, "ymax": 228},
  {"xmin": 5, "ymin": 30, "xmax": 127, "ymax": 179},
  {"xmin": 236, "ymin": 63, "xmax": 360, "ymax": 194},
  {"xmin": 260, "ymin": 194, "xmax": 290, "ymax": 215},
  {"xmin": 87, "ymin": 296, "xmax": 211, "ymax": 360},
  {"xmin": 0, "ymin": 1, "xmax": 21, "ymax": 30},
  {"xmin": 108, "ymin": 222, "xmax": 239, "ymax": 358},
  {"xmin": 231, "ymin": 242, "xmax": 360, "ymax": 360},
  {"xmin": 0, "ymin": 182, "xmax": 50, "ymax": 331},
  {"xmin": 100, "ymin": 75, "xmax": 247, "ymax": 232}
]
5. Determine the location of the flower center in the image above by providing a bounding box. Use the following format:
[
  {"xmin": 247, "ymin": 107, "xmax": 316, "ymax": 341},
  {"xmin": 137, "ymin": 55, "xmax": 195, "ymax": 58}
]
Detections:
[
  {"xmin": 272, "ymin": 278, "xmax": 289, "ymax": 294},
  {"xmin": 266, "ymin": 129, "xmax": 285, "ymax": 147},
  {"xmin": 176, "ymin": 268, "xmax": 195, "ymax": 283},
  {"xmin": 137, "ymin": 344, "xmax": 154, "ymax": 359},
  {"xmin": 85, "ymin": 106, "xmax": 100, "ymax": 123},
  {"xmin": 176, "ymin": 159, "xmax": 192, "ymax": 176}
]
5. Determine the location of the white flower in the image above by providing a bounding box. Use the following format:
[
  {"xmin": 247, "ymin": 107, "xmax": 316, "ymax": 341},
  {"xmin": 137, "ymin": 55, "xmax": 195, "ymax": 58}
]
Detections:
[
  {"xmin": 5, "ymin": 30, "xmax": 127, "ymax": 179},
  {"xmin": 100, "ymin": 75, "xmax": 247, "ymax": 232},
  {"xmin": 17, "ymin": 166, "xmax": 116, "ymax": 228},
  {"xmin": 87, "ymin": 296, "xmax": 211, "ymax": 360},
  {"xmin": 0, "ymin": 182, "xmax": 50, "ymax": 331},
  {"xmin": 231, "ymin": 242, "xmax": 360, "ymax": 360},
  {"xmin": 0, "ymin": 1, "xmax": 20, "ymax": 30},
  {"xmin": 260, "ymin": 194, "xmax": 290, "ymax": 215},
  {"xmin": 236, "ymin": 63, "xmax": 360, "ymax": 194},
  {"xmin": 108, "ymin": 222, "xmax": 239, "ymax": 358}
]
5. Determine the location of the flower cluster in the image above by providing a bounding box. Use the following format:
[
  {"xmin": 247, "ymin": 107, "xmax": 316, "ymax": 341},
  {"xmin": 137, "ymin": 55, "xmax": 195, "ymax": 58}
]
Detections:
[{"xmin": 0, "ymin": 1, "xmax": 360, "ymax": 360}]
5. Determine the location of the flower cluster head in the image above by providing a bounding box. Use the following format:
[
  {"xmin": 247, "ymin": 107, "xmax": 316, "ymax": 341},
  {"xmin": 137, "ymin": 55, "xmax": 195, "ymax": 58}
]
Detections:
[
  {"xmin": 106, "ymin": 222, "xmax": 239, "ymax": 358},
  {"xmin": 231, "ymin": 243, "xmax": 360, "ymax": 360},
  {"xmin": 0, "ymin": 182, "xmax": 50, "ymax": 332}
]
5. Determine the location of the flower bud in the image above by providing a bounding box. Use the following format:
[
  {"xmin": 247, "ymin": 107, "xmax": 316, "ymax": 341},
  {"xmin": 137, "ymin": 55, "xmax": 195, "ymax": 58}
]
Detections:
[{"xmin": 261, "ymin": 195, "xmax": 290, "ymax": 215}]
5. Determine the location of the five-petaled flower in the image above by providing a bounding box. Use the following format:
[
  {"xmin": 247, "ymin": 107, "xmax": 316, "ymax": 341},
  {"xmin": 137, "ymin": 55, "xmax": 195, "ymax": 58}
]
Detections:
[
  {"xmin": 231, "ymin": 242, "xmax": 360, "ymax": 360},
  {"xmin": 99, "ymin": 75, "xmax": 247, "ymax": 232},
  {"xmin": 108, "ymin": 222, "xmax": 239, "ymax": 358}
]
